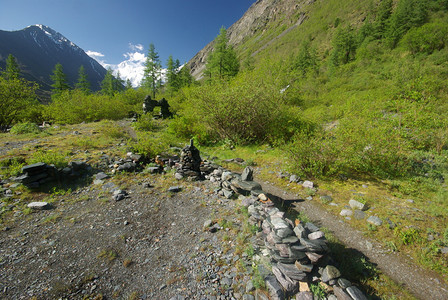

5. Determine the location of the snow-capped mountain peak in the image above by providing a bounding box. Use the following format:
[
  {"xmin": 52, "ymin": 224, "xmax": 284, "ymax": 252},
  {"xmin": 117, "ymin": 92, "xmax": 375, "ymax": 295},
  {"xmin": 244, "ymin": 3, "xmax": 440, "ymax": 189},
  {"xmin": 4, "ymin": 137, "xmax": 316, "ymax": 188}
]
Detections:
[{"xmin": 27, "ymin": 24, "xmax": 81, "ymax": 52}]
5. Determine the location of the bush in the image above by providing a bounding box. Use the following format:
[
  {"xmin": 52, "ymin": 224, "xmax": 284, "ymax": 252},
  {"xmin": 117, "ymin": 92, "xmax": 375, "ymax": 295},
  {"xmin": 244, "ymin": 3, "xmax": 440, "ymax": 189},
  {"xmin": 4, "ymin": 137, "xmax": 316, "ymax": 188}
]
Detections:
[
  {"xmin": 10, "ymin": 122, "xmax": 41, "ymax": 134},
  {"xmin": 29, "ymin": 149, "xmax": 69, "ymax": 169},
  {"xmin": 403, "ymin": 20, "xmax": 448, "ymax": 54}
]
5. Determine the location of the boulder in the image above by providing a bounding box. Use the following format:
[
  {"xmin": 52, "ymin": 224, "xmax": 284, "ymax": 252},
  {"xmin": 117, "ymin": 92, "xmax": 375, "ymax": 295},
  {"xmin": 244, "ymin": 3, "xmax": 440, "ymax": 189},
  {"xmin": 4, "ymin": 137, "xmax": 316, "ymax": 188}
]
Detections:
[{"xmin": 241, "ymin": 166, "xmax": 254, "ymax": 181}]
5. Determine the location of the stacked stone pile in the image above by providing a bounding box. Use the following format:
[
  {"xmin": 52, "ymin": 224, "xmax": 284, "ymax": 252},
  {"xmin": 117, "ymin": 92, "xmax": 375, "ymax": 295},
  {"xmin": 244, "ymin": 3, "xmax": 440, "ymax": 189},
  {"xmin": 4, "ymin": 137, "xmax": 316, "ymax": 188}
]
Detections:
[
  {"xmin": 175, "ymin": 140, "xmax": 203, "ymax": 180},
  {"xmin": 13, "ymin": 161, "xmax": 92, "ymax": 188}
]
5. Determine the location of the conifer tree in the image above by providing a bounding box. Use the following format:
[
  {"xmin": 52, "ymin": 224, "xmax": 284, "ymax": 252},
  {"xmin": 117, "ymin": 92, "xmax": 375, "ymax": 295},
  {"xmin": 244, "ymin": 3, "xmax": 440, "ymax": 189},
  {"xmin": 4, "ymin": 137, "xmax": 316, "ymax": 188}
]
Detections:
[
  {"xmin": 142, "ymin": 43, "xmax": 162, "ymax": 98},
  {"xmin": 125, "ymin": 79, "xmax": 133, "ymax": 90},
  {"xmin": 166, "ymin": 55, "xmax": 180, "ymax": 95},
  {"xmin": 115, "ymin": 71, "xmax": 125, "ymax": 92},
  {"xmin": 101, "ymin": 68, "xmax": 116, "ymax": 96},
  {"xmin": 205, "ymin": 27, "xmax": 239, "ymax": 79},
  {"xmin": 50, "ymin": 63, "xmax": 70, "ymax": 97},
  {"xmin": 75, "ymin": 65, "xmax": 91, "ymax": 94},
  {"xmin": 3, "ymin": 54, "xmax": 20, "ymax": 80}
]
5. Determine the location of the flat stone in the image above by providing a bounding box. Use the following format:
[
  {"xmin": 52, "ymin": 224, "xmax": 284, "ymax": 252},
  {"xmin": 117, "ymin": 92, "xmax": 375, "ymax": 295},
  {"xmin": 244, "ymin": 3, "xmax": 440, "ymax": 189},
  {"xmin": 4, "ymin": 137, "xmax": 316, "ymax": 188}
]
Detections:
[
  {"xmin": 346, "ymin": 286, "xmax": 368, "ymax": 300},
  {"xmin": 320, "ymin": 195, "xmax": 333, "ymax": 203},
  {"xmin": 203, "ymin": 219, "xmax": 213, "ymax": 228},
  {"xmin": 246, "ymin": 280, "xmax": 255, "ymax": 292},
  {"xmin": 340, "ymin": 209, "xmax": 353, "ymax": 217},
  {"xmin": 230, "ymin": 178, "xmax": 262, "ymax": 196},
  {"xmin": 27, "ymin": 202, "xmax": 50, "ymax": 210},
  {"xmin": 276, "ymin": 262, "xmax": 307, "ymax": 281},
  {"xmin": 289, "ymin": 174, "xmax": 300, "ymax": 183},
  {"xmin": 243, "ymin": 295, "xmax": 255, "ymax": 300},
  {"xmin": 21, "ymin": 162, "xmax": 47, "ymax": 174},
  {"xmin": 300, "ymin": 238, "xmax": 329, "ymax": 253},
  {"xmin": 367, "ymin": 216, "xmax": 382, "ymax": 226},
  {"xmin": 223, "ymin": 189, "xmax": 234, "ymax": 199},
  {"xmin": 294, "ymin": 261, "xmax": 313, "ymax": 273},
  {"xmin": 282, "ymin": 235, "xmax": 299, "ymax": 244},
  {"xmin": 333, "ymin": 286, "xmax": 352, "ymax": 300},
  {"xmin": 349, "ymin": 199, "xmax": 365, "ymax": 211},
  {"xmin": 174, "ymin": 173, "xmax": 184, "ymax": 180},
  {"xmin": 299, "ymin": 281, "xmax": 310, "ymax": 292},
  {"xmin": 270, "ymin": 217, "xmax": 290, "ymax": 230},
  {"xmin": 147, "ymin": 167, "xmax": 160, "ymax": 174},
  {"xmin": 321, "ymin": 265, "xmax": 341, "ymax": 282},
  {"xmin": 276, "ymin": 227, "xmax": 295, "ymax": 238},
  {"xmin": 293, "ymin": 224, "xmax": 306, "ymax": 238},
  {"xmin": 265, "ymin": 275, "xmax": 285, "ymax": 300},
  {"xmin": 95, "ymin": 172, "xmax": 109, "ymax": 180},
  {"xmin": 221, "ymin": 171, "xmax": 233, "ymax": 181},
  {"xmin": 306, "ymin": 252, "xmax": 323, "ymax": 264}
]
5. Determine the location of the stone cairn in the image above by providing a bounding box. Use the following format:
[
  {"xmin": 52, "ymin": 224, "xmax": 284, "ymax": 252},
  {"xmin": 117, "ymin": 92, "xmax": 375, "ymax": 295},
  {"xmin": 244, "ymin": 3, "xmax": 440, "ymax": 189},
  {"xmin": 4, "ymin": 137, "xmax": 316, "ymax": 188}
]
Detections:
[
  {"xmin": 204, "ymin": 165, "xmax": 368, "ymax": 300},
  {"xmin": 174, "ymin": 140, "xmax": 203, "ymax": 181}
]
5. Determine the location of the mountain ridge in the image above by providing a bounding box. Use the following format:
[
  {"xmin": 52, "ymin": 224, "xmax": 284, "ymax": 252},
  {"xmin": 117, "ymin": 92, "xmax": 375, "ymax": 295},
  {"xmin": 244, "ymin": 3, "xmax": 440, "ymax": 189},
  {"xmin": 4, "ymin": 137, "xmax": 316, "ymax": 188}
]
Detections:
[{"xmin": 0, "ymin": 24, "xmax": 107, "ymax": 97}]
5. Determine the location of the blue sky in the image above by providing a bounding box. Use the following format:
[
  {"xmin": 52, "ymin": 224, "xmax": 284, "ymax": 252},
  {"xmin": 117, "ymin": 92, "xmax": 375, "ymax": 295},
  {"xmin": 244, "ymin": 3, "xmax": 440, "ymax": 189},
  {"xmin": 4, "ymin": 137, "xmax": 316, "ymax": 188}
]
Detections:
[{"xmin": 0, "ymin": 0, "xmax": 255, "ymax": 85}]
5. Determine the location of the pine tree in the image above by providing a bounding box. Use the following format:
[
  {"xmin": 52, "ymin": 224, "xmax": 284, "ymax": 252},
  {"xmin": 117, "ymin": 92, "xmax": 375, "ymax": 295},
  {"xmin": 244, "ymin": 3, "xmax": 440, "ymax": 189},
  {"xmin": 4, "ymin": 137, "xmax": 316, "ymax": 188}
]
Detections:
[
  {"xmin": 166, "ymin": 55, "xmax": 181, "ymax": 95},
  {"xmin": 101, "ymin": 68, "xmax": 116, "ymax": 96},
  {"xmin": 125, "ymin": 79, "xmax": 133, "ymax": 90},
  {"xmin": 115, "ymin": 71, "xmax": 125, "ymax": 92},
  {"xmin": 204, "ymin": 27, "xmax": 240, "ymax": 79},
  {"xmin": 178, "ymin": 64, "xmax": 194, "ymax": 88},
  {"xmin": 330, "ymin": 26, "xmax": 357, "ymax": 66},
  {"xmin": 141, "ymin": 43, "xmax": 162, "ymax": 98},
  {"xmin": 3, "ymin": 54, "xmax": 20, "ymax": 80},
  {"xmin": 50, "ymin": 63, "xmax": 70, "ymax": 97},
  {"xmin": 75, "ymin": 65, "xmax": 91, "ymax": 94}
]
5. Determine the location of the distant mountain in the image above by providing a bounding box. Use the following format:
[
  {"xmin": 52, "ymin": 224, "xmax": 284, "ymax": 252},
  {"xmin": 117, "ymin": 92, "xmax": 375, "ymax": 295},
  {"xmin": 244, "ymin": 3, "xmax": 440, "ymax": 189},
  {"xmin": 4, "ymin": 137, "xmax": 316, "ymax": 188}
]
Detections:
[{"xmin": 0, "ymin": 24, "xmax": 107, "ymax": 96}]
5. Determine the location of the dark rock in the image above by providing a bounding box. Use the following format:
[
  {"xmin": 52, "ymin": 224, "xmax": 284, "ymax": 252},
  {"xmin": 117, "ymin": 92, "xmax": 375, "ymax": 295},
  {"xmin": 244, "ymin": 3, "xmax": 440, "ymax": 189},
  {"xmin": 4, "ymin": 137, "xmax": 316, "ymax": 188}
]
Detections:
[
  {"xmin": 265, "ymin": 275, "xmax": 285, "ymax": 300},
  {"xmin": 147, "ymin": 166, "xmax": 161, "ymax": 174},
  {"xmin": 354, "ymin": 210, "xmax": 366, "ymax": 220},
  {"xmin": 320, "ymin": 195, "xmax": 333, "ymax": 203},
  {"xmin": 333, "ymin": 286, "xmax": 352, "ymax": 300},
  {"xmin": 272, "ymin": 265, "xmax": 299, "ymax": 294},
  {"xmin": 289, "ymin": 174, "xmax": 300, "ymax": 183},
  {"xmin": 276, "ymin": 262, "xmax": 307, "ymax": 281},
  {"xmin": 95, "ymin": 172, "xmax": 109, "ymax": 180},
  {"xmin": 168, "ymin": 186, "xmax": 182, "ymax": 193},
  {"xmin": 294, "ymin": 261, "xmax": 313, "ymax": 273},
  {"xmin": 338, "ymin": 278, "xmax": 352, "ymax": 288},
  {"xmin": 21, "ymin": 162, "xmax": 47, "ymax": 175},
  {"xmin": 230, "ymin": 178, "xmax": 262, "ymax": 196},
  {"xmin": 304, "ymin": 222, "xmax": 319, "ymax": 233}
]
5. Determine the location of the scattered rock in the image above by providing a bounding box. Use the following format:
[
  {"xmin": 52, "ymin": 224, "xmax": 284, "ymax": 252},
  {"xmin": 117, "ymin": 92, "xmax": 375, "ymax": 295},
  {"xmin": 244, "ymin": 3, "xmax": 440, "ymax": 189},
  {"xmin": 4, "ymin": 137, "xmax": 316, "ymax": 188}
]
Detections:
[
  {"xmin": 27, "ymin": 202, "xmax": 50, "ymax": 210},
  {"xmin": 367, "ymin": 216, "xmax": 382, "ymax": 226},
  {"xmin": 346, "ymin": 286, "xmax": 368, "ymax": 300},
  {"xmin": 168, "ymin": 186, "xmax": 182, "ymax": 193},
  {"xmin": 321, "ymin": 265, "xmax": 341, "ymax": 282},
  {"xmin": 302, "ymin": 181, "xmax": 314, "ymax": 189},
  {"xmin": 340, "ymin": 209, "xmax": 353, "ymax": 217},
  {"xmin": 349, "ymin": 199, "xmax": 366, "ymax": 211},
  {"xmin": 353, "ymin": 210, "xmax": 366, "ymax": 220},
  {"xmin": 241, "ymin": 166, "xmax": 254, "ymax": 181}
]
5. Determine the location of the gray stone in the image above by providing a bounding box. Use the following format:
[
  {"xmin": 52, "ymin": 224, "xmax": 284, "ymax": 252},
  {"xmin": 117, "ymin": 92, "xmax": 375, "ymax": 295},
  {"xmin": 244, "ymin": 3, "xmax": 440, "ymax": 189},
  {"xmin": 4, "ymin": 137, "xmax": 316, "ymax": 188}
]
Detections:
[
  {"xmin": 293, "ymin": 224, "xmax": 306, "ymax": 238},
  {"xmin": 385, "ymin": 218, "xmax": 396, "ymax": 229},
  {"xmin": 265, "ymin": 275, "xmax": 286, "ymax": 300},
  {"xmin": 321, "ymin": 265, "xmax": 341, "ymax": 282},
  {"xmin": 346, "ymin": 286, "xmax": 368, "ymax": 300},
  {"xmin": 276, "ymin": 227, "xmax": 295, "ymax": 239},
  {"xmin": 308, "ymin": 231, "xmax": 325, "ymax": 240},
  {"xmin": 294, "ymin": 261, "xmax": 313, "ymax": 273},
  {"xmin": 276, "ymin": 262, "xmax": 307, "ymax": 281},
  {"xmin": 220, "ymin": 277, "xmax": 233, "ymax": 286},
  {"xmin": 174, "ymin": 172, "xmax": 184, "ymax": 180},
  {"xmin": 300, "ymin": 238, "xmax": 328, "ymax": 253},
  {"xmin": 203, "ymin": 219, "xmax": 213, "ymax": 228},
  {"xmin": 270, "ymin": 217, "xmax": 290, "ymax": 230},
  {"xmin": 282, "ymin": 236, "xmax": 299, "ymax": 244},
  {"xmin": 147, "ymin": 166, "xmax": 160, "ymax": 174},
  {"xmin": 354, "ymin": 210, "xmax": 366, "ymax": 220},
  {"xmin": 272, "ymin": 265, "xmax": 299, "ymax": 294},
  {"xmin": 340, "ymin": 209, "xmax": 353, "ymax": 217},
  {"xmin": 367, "ymin": 216, "xmax": 382, "ymax": 226},
  {"xmin": 242, "ymin": 166, "xmax": 254, "ymax": 181},
  {"xmin": 230, "ymin": 179, "xmax": 262, "ymax": 196},
  {"xmin": 221, "ymin": 171, "xmax": 233, "ymax": 181},
  {"xmin": 349, "ymin": 199, "xmax": 366, "ymax": 211},
  {"xmin": 169, "ymin": 295, "xmax": 186, "ymax": 300},
  {"xmin": 338, "ymin": 278, "xmax": 352, "ymax": 288},
  {"xmin": 333, "ymin": 286, "xmax": 352, "ymax": 300},
  {"xmin": 223, "ymin": 189, "xmax": 234, "ymax": 199},
  {"xmin": 289, "ymin": 174, "xmax": 300, "ymax": 183},
  {"xmin": 27, "ymin": 202, "xmax": 50, "ymax": 210},
  {"xmin": 304, "ymin": 222, "xmax": 319, "ymax": 233},
  {"xmin": 302, "ymin": 180, "xmax": 314, "ymax": 189},
  {"xmin": 295, "ymin": 291, "xmax": 313, "ymax": 300},
  {"xmin": 246, "ymin": 280, "xmax": 255, "ymax": 293},
  {"xmin": 305, "ymin": 252, "xmax": 323, "ymax": 264},
  {"xmin": 21, "ymin": 162, "xmax": 47, "ymax": 174},
  {"xmin": 328, "ymin": 295, "xmax": 338, "ymax": 300},
  {"xmin": 95, "ymin": 172, "xmax": 109, "ymax": 180},
  {"xmin": 441, "ymin": 247, "xmax": 448, "ymax": 254},
  {"xmin": 243, "ymin": 295, "xmax": 255, "ymax": 300},
  {"xmin": 241, "ymin": 196, "xmax": 256, "ymax": 207}
]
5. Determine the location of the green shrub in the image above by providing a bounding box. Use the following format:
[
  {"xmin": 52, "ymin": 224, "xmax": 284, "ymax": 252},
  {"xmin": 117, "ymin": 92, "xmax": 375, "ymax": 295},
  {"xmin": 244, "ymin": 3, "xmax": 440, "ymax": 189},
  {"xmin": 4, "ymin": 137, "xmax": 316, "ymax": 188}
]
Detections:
[
  {"xmin": 403, "ymin": 20, "xmax": 448, "ymax": 54},
  {"xmin": 132, "ymin": 114, "xmax": 157, "ymax": 132},
  {"xmin": 0, "ymin": 157, "xmax": 26, "ymax": 177},
  {"xmin": 129, "ymin": 132, "xmax": 169, "ymax": 158},
  {"xmin": 10, "ymin": 122, "xmax": 41, "ymax": 134}
]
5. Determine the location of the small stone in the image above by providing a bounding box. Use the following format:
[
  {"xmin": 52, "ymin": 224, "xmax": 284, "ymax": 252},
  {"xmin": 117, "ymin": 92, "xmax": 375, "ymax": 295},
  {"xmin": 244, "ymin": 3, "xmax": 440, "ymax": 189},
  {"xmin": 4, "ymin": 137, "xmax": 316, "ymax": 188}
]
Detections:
[
  {"xmin": 242, "ymin": 295, "xmax": 255, "ymax": 300},
  {"xmin": 299, "ymin": 281, "xmax": 310, "ymax": 292},
  {"xmin": 333, "ymin": 286, "xmax": 352, "ymax": 300},
  {"xmin": 258, "ymin": 193, "xmax": 268, "ymax": 201},
  {"xmin": 265, "ymin": 275, "xmax": 285, "ymax": 300},
  {"xmin": 441, "ymin": 247, "xmax": 448, "ymax": 254},
  {"xmin": 302, "ymin": 180, "xmax": 314, "ymax": 189},
  {"xmin": 308, "ymin": 231, "xmax": 325, "ymax": 240},
  {"xmin": 367, "ymin": 216, "xmax": 382, "ymax": 226},
  {"xmin": 95, "ymin": 172, "xmax": 109, "ymax": 180},
  {"xmin": 349, "ymin": 199, "xmax": 365, "ymax": 211},
  {"xmin": 321, "ymin": 265, "xmax": 341, "ymax": 282},
  {"xmin": 289, "ymin": 174, "xmax": 300, "ymax": 183},
  {"xmin": 294, "ymin": 261, "xmax": 313, "ymax": 273},
  {"xmin": 320, "ymin": 195, "xmax": 333, "ymax": 203},
  {"xmin": 306, "ymin": 252, "xmax": 323, "ymax": 264},
  {"xmin": 223, "ymin": 189, "xmax": 234, "ymax": 199},
  {"xmin": 305, "ymin": 222, "xmax": 319, "ymax": 233},
  {"xmin": 168, "ymin": 186, "xmax": 181, "ymax": 193},
  {"xmin": 340, "ymin": 209, "xmax": 353, "ymax": 217},
  {"xmin": 174, "ymin": 173, "xmax": 184, "ymax": 180},
  {"xmin": 346, "ymin": 286, "xmax": 368, "ymax": 300},
  {"xmin": 27, "ymin": 202, "xmax": 50, "ymax": 210},
  {"xmin": 338, "ymin": 278, "xmax": 352, "ymax": 288},
  {"xmin": 203, "ymin": 219, "xmax": 213, "ymax": 228}
]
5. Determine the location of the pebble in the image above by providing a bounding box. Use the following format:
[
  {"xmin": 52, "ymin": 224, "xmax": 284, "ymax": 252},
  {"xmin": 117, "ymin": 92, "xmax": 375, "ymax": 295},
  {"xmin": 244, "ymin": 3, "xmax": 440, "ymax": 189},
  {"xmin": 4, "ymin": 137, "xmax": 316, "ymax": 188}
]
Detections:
[{"xmin": 367, "ymin": 216, "xmax": 382, "ymax": 226}]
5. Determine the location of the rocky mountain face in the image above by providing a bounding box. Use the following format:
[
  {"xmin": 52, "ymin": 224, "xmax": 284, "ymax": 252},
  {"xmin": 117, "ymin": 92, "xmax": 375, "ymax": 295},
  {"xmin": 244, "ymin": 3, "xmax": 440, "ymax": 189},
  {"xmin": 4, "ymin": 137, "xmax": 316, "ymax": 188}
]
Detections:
[
  {"xmin": 188, "ymin": 0, "xmax": 316, "ymax": 79},
  {"xmin": 0, "ymin": 25, "xmax": 106, "ymax": 94}
]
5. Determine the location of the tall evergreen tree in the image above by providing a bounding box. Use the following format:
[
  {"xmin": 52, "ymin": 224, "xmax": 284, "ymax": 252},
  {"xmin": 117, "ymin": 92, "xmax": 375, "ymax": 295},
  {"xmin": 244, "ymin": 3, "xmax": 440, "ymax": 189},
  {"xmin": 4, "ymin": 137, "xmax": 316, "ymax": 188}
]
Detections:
[
  {"xmin": 141, "ymin": 43, "xmax": 162, "ymax": 98},
  {"xmin": 204, "ymin": 27, "xmax": 240, "ymax": 79},
  {"xmin": 178, "ymin": 64, "xmax": 194, "ymax": 88},
  {"xmin": 166, "ymin": 55, "xmax": 180, "ymax": 95},
  {"xmin": 125, "ymin": 79, "xmax": 133, "ymax": 90},
  {"xmin": 50, "ymin": 63, "xmax": 70, "ymax": 97},
  {"xmin": 101, "ymin": 68, "xmax": 116, "ymax": 96},
  {"xmin": 3, "ymin": 54, "xmax": 20, "ymax": 80},
  {"xmin": 75, "ymin": 65, "xmax": 91, "ymax": 94},
  {"xmin": 115, "ymin": 71, "xmax": 125, "ymax": 92}
]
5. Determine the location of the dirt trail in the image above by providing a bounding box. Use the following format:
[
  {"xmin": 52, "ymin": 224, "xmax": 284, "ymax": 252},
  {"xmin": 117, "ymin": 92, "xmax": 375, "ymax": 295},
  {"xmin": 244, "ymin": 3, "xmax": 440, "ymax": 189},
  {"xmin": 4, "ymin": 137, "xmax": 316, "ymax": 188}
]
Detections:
[{"xmin": 259, "ymin": 181, "xmax": 448, "ymax": 300}]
